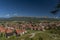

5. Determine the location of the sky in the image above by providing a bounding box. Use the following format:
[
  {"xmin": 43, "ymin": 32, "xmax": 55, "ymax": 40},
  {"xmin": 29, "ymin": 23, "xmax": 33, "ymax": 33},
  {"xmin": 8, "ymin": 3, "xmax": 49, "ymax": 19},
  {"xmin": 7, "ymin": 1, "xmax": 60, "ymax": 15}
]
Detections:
[{"xmin": 0, "ymin": 0, "xmax": 59, "ymax": 18}]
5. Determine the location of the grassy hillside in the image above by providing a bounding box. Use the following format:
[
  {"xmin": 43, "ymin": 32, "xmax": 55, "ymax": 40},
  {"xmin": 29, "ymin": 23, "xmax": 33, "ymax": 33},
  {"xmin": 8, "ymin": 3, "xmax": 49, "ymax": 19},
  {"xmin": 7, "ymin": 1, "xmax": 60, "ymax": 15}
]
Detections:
[{"xmin": 0, "ymin": 30, "xmax": 60, "ymax": 40}]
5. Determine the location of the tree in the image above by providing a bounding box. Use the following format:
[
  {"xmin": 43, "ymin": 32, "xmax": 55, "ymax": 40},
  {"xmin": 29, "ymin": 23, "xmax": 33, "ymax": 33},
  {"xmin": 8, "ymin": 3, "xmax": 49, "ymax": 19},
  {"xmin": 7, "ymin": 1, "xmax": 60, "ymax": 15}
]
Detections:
[{"xmin": 51, "ymin": 0, "xmax": 60, "ymax": 16}]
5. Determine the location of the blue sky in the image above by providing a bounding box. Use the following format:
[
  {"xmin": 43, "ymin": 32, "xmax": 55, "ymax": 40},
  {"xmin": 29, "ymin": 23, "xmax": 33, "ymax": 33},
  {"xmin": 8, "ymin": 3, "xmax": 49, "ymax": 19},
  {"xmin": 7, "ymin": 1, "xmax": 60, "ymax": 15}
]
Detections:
[{"xmin": 0, "ymin": 0, "xmax": 59, "ymax": 17}]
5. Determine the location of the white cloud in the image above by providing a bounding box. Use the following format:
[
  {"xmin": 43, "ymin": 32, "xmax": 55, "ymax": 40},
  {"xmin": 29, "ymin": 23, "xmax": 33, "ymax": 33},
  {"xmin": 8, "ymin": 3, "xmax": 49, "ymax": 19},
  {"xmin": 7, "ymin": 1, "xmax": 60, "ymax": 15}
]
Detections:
[
  {"xmin": 14, "ymin": 14, "xmax": 17, "ymax": 15},
  {"xmin": 5, "ymin": 14, "xmax": 10, "ymax": 17},
  {"xmin": 13, "ymin": 14, "xmax": 18, "ymax": 16}
]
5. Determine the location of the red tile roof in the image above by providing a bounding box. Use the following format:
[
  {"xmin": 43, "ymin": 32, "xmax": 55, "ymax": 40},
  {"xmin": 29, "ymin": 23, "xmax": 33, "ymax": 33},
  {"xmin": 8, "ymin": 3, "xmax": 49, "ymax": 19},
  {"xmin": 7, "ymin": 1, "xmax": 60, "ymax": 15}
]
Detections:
[
  {"xmin": 0, "ymin": 26, "xmax": 26, "ymax": 34},
  {"xmin": 5, "ymin": 29, "xmax": 13, "ymax": 33},
  {"xmin": 0, "ymin": 26, "xmax": 5, "ymax": 33},
  {"xmin": 15, "ymin": 29, "xmax": 25, "ymax": 34}
]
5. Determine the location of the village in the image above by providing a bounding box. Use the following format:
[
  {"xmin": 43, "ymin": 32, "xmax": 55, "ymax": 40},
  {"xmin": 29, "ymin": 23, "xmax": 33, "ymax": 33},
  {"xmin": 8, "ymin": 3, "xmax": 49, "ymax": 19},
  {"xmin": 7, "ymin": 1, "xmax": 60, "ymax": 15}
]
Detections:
[{"xmin": 0, "ymin": 20, "xmax": 60, "ymax": 39}]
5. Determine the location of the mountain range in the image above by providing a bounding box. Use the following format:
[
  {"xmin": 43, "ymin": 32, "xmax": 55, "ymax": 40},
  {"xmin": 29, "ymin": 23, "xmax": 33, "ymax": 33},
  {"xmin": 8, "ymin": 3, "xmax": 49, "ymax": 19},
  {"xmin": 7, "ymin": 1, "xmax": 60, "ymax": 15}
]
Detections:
[{"xmin": 0, "ymin": 16, "xmax": 59, "ymax": 21}]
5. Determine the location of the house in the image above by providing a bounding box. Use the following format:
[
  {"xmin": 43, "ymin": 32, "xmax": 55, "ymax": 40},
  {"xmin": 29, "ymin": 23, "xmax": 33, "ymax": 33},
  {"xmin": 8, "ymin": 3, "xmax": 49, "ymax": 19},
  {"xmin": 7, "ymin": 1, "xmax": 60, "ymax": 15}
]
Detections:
[
  {"xmin": 5, "ymin": 28, "xmax": 14, "ymax": 38},
  {"xmin": 15, "ymin": 29, "xmax": 27, "ymax": 36},
  {"xmin": 0, "ymin": 26, "xmax": 14, "ymax": 38},
  {"xmin": 0, "ymin": 25, "xmax": 27, "ymax": 38},
  {"xmin": 0, "ymin": 26, "xmax": 6, "ymax": 33}
]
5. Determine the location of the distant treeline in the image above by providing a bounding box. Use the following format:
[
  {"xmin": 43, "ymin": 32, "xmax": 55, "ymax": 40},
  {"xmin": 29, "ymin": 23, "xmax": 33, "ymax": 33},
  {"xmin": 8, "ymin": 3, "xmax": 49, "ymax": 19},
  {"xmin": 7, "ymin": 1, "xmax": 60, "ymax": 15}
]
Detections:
[{"xmin": 0, "ymin": 17, "xmax": 60, "ymax": 22}]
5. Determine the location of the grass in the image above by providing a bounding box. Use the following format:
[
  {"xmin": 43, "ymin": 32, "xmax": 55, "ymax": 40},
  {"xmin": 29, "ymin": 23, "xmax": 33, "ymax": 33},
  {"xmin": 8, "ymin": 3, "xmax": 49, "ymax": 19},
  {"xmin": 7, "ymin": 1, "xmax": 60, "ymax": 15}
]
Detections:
[{"xmin": 0, "ymin": 30, "xmax": 60, "ymax": 40}]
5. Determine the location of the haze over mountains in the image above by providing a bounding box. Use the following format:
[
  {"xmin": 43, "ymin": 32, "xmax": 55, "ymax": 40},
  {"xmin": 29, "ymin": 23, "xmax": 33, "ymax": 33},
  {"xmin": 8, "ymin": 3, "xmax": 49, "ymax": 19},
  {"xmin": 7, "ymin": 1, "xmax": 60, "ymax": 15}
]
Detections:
[{"xmin": 0, "ymin": 16, "xmax": 59, "ymax": 21}]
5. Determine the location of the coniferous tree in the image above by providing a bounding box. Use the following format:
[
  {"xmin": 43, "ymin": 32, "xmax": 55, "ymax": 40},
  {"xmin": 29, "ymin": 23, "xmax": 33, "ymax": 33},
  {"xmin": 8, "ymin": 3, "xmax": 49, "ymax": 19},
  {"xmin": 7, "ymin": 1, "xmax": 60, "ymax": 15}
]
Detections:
[{"xmin": 51, "ymin": 0, "xmax": 60, "ymax": 15}]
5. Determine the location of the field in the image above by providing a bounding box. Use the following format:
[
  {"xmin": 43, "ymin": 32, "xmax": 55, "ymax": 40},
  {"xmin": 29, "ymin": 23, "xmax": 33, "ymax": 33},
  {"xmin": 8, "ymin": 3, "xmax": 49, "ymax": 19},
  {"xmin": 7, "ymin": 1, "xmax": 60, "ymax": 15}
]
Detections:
[{"xmin": 0, "ymin": 30, "xmax": 60, "ymax": 40}]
